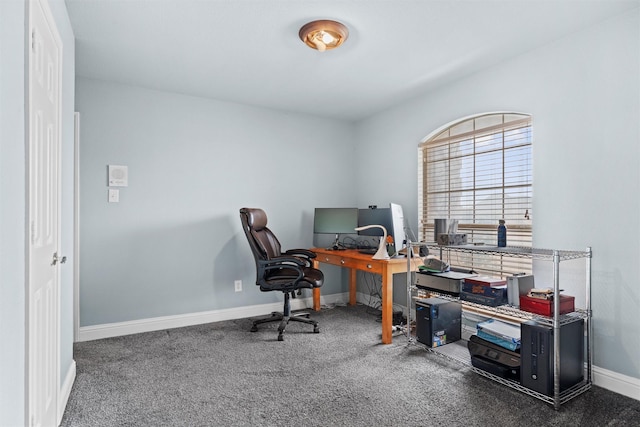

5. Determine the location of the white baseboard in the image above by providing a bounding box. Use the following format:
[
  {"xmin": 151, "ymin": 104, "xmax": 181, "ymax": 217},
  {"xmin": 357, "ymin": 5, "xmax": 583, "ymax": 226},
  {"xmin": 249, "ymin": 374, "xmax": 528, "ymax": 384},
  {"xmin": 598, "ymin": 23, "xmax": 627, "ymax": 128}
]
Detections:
[
  {"xmin": 58, "ymin": 359, "xmax": 76, "ymax": 426},
  {"xmin": 592, "ymin": 365, "xmax": 640, "ymax": 402},
  {"xmin": 77, "ymin": 292, "xmax": 351, "ymax": 342}
]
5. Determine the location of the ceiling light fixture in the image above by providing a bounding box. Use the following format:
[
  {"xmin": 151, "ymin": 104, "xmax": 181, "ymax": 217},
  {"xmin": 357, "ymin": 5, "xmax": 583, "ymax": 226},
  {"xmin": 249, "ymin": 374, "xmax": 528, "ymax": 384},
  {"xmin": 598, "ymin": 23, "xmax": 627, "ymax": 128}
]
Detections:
[{"xmin": 299, "ymin": 19, "xmax": 349, "ymax": 52}]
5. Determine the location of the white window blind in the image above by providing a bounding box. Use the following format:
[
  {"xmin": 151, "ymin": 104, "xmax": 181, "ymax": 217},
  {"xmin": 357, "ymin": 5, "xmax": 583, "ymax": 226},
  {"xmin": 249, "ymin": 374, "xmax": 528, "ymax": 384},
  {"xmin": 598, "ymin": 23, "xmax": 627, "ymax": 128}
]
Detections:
[{"xmin": 418, "ymin": 113, "xmax": 533, "ymax": 276}]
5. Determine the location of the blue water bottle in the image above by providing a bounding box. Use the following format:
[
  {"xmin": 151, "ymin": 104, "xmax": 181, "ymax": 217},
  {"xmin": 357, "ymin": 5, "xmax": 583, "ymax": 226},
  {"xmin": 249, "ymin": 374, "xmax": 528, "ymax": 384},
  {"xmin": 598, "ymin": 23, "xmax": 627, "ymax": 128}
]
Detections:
[{"xmin": 497, "ymin": 220, "xmax": 507, "ymax": 247}]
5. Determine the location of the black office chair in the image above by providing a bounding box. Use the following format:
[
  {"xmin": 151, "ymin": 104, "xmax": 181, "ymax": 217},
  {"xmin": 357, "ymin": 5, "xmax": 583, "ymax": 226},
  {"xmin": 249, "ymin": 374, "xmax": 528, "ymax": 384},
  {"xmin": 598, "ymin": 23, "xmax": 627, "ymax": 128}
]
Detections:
[{"xmin": 239, "ymin": 208, "xmax": 323, "ymax": 341}]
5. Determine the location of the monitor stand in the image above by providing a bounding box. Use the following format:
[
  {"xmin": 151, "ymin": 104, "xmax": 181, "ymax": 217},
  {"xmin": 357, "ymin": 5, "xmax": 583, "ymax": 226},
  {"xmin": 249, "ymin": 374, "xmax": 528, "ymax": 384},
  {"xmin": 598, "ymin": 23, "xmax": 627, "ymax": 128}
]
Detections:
[{"xmin": 327, "ymin": 234, "xmax": 345, "ymax": 250}]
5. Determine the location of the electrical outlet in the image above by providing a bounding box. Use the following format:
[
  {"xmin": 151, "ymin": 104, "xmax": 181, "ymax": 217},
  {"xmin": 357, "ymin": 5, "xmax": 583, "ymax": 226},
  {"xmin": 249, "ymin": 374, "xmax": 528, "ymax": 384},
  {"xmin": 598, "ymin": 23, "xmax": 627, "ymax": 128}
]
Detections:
[{"xmin": 234, "ymin": 280, "xmax": 242, "ymax": 292}]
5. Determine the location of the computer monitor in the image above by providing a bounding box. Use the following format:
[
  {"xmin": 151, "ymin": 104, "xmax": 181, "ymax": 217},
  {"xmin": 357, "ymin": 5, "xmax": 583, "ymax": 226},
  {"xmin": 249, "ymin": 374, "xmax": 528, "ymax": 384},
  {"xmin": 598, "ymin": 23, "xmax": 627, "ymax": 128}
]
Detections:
[
  {"xmin": 357, "ymin": 208, "xmax": 393, "ymax": 237},
  {"xmin": 313, "ymin": 207, "xmax": 358, "ymax": 249},
  {"xmin": 390, "ymin": 202, "xmax": 406, "ymax": 255}
]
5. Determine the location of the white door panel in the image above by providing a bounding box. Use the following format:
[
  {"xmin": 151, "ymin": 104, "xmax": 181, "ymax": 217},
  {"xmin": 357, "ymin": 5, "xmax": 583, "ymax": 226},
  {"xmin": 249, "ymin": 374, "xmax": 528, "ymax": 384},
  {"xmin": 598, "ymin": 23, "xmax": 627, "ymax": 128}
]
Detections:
[{"xmin": 28, "ymin": 0, "xmax": 61, "ymax": 425}]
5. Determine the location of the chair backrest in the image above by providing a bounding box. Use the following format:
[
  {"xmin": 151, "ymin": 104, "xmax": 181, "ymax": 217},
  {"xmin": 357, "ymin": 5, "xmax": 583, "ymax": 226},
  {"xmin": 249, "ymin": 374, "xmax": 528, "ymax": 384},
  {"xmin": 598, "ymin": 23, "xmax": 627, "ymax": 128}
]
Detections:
[{"xmin": 239, "ymin": 208, "xmax": 283, "ymax": 281}]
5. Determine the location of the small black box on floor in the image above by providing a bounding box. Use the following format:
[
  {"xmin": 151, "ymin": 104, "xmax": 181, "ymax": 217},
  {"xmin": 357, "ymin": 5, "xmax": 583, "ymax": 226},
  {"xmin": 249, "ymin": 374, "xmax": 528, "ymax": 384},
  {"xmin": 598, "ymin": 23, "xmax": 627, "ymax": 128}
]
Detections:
[
  {"xmin": 520, "ymin": 319, "xmax": 584, "ymax": 396},
  {"xmin": 415, "ymin": 298, "xmax": 461, "ymax": 347}
]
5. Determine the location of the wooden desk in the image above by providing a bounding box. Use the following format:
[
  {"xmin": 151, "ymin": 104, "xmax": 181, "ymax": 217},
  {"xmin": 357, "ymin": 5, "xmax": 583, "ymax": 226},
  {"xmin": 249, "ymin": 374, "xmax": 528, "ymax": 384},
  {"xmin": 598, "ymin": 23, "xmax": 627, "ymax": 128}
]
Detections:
[{"xmin": 311, "ymin": 248, "xmax": 416, "ymax": 344}]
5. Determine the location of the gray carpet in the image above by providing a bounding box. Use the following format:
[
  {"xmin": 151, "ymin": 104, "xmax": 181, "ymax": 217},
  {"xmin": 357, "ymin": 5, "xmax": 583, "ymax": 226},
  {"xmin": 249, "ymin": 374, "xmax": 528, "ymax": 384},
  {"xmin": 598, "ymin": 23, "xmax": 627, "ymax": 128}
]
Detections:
[{"xmin": 61, "ymin": 305, "xmax": 640, "ymax": 426}]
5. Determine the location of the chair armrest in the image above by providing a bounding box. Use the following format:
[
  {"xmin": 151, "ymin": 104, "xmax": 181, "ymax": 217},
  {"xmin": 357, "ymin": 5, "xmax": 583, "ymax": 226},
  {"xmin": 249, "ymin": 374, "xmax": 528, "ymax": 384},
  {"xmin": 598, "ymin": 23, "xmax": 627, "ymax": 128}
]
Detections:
[
  {"xmin": 284, "ymin": 248, "xmax": 317, "ymax": 259},
  {"xmin": 257, "ymin": 256, "xmax": 305, "ymax": 290},
  {"xmin": 283, "ymin": 249, "xmax": 316, "ymax": 267},
  {"xmin": 260, "ymin": 255, "xmax": 307, "ymax": 267}
]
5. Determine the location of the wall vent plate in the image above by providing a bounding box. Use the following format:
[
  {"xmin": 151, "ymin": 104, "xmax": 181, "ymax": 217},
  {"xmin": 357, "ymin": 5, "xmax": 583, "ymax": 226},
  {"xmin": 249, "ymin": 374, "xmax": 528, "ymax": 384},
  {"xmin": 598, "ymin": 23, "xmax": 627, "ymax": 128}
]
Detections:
[{"xmin": 108, "ymin": 165, "xmax": 128, "ymax": 187}]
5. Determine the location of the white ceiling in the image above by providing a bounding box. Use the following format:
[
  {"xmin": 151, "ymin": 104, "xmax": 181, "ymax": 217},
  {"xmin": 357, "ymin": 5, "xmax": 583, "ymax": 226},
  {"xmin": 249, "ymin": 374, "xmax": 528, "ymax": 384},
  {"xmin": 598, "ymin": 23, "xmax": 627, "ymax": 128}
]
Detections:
[{"xmin": 65, "ymin": 0, "xmax": 639, "ymax": 121}]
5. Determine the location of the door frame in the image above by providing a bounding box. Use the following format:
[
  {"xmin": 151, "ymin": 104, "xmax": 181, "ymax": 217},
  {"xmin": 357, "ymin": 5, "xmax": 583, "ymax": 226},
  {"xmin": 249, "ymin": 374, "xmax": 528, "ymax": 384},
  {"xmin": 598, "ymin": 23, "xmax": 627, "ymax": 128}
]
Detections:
[{"xmin": 73, "ymin": 112, "xmax": 80, "ymax": 342}]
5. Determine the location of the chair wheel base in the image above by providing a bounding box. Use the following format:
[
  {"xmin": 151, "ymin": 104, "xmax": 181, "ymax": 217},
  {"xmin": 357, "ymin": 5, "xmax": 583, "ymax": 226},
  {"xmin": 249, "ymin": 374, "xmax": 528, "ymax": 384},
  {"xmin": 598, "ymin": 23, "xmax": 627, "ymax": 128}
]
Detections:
[{"xmin": 250, "ymin": 310, "xmax": 319, "ymax": 341}]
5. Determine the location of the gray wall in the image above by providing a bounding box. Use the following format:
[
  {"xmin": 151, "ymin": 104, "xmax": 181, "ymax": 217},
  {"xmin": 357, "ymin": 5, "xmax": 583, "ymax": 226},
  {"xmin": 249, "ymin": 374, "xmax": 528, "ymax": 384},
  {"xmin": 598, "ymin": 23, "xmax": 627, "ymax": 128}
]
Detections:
[
  {"xmin": 76, "ymin": 78, "xmax": 356, "ymax": 326},
  {"xmin": 0, "ymin": 0, "xmax": 75, "ymax": 424},
  {"xmin": 353, "ymin": 9, "xmax": 640, "ymax": 380},
  {"xmin": 0, "ymin": 2, "xmax": 27, "ymax": 424}
]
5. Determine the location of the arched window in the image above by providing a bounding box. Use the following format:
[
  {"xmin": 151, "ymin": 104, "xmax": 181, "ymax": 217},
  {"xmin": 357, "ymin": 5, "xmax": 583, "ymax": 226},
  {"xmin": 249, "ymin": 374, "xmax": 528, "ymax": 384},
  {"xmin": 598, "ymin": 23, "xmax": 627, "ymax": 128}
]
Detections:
[{"xmin": 418, "ymin": 112, "xmax": 532, "ymax": 275}]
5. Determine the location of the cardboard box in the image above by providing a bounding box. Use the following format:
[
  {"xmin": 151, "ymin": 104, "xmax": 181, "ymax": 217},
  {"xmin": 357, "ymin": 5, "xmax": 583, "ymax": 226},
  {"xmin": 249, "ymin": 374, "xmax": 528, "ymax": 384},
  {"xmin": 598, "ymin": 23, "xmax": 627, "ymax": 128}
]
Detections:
[
  {"xmin": 464, "ymin": 276, "xmax": 507, "ymax": 287},
  {"xmin": 461, "ymin": 281, "xmax": 508, "ymax": 298},
  {"xmin": 519, "ymin": 294, "xmax": 575, "ymax": 316}
]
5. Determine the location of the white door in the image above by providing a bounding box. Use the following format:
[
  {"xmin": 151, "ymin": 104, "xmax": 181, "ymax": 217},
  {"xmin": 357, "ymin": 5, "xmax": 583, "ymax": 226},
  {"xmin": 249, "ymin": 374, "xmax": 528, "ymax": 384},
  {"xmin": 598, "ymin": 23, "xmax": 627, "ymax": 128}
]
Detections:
[{"xmin": 28, "ymin": 0, "xmax": 62, "ymax": 425}]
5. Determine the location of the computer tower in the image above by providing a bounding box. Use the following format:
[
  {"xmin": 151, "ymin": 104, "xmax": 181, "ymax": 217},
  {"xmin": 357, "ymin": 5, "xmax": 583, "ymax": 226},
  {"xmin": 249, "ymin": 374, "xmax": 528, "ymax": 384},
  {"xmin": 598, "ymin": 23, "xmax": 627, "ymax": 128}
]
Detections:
[
  {"xmin": 415, "ymin": 298, "xmax": 461, "ymax": 347},
  {"xmin": 520, "ymin": 319, "xmax": 584, "ymax": 396}
]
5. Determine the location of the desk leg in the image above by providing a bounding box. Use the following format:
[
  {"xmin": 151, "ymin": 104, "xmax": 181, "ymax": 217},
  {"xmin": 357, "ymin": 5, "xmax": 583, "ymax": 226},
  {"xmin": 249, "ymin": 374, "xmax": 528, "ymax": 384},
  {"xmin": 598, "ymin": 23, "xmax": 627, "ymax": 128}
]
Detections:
[
  {"xmin": 349, "ymin": 268, "xmax": 357, "ymax": 306},
  {"xmin": 312, "ymin": 260, "xmax": 321, "ymax": 311},
  {"xmin": 381, "ymin": 267, "xmax": 393, "ymax": 344}
]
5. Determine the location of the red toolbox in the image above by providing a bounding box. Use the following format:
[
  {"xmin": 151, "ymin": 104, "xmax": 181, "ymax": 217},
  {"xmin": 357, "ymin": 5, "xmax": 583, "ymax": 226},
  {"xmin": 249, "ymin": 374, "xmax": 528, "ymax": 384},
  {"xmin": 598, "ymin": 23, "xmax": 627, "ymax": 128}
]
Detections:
[{"xmin": 519, "ymin": 294, "xmax": 575, "ymax": 316}]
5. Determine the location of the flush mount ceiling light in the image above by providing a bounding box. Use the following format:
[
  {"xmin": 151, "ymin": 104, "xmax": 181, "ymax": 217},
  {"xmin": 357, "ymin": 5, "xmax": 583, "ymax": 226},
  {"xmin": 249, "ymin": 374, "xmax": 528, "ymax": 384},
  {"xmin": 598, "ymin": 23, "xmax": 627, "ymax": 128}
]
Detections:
[{"xmin": 299, "ymin": 19, "xmax": 349, "ymax": 52}]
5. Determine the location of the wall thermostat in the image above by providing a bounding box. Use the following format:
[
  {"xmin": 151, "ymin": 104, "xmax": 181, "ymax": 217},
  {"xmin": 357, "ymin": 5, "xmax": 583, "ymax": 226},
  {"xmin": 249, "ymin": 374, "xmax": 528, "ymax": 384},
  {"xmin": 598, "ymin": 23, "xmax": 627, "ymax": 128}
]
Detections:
[{"xmin": 108, "ymin": 165, "xmax": 128, "ymax": 187}]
